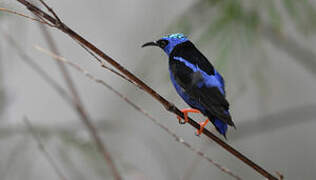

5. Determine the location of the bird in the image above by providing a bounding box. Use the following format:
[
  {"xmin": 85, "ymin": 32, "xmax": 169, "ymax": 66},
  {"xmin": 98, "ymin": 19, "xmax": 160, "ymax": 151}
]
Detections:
[{"xmin": 142, "ymin": 33, "xmax": 235, "ymax": 138}]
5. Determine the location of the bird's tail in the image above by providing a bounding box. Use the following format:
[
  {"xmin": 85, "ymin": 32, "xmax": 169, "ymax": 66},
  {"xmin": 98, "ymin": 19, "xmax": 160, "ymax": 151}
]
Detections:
[{"xmin": 211, "ymin": 118, "xmax": 228, "ymax": 138}]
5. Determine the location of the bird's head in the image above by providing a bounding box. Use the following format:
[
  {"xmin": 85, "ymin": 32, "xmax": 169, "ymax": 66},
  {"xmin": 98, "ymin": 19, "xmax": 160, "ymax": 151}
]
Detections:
[{"xmin": 142, "ymin": 33, "xmax": 188, "ymax": 55}]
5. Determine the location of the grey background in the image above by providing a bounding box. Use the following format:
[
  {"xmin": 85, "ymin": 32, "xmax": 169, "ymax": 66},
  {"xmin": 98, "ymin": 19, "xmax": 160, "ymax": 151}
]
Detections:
[{"xmin": 0, "ymin": 0, "xmax": 316, "ymax": 179}]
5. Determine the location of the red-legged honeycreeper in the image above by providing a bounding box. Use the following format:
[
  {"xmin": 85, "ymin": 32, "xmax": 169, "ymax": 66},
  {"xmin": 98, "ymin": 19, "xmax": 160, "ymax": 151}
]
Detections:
[{"xmin": 142, "ymin": 33, "xmax": 235, "ymax": 138}]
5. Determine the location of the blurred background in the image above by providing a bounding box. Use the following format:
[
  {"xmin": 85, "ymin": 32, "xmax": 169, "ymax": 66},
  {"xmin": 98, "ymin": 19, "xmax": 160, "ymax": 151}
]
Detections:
[{"xmin": 1, "ymin": 0, "xmax": 316, "ymax": 179}]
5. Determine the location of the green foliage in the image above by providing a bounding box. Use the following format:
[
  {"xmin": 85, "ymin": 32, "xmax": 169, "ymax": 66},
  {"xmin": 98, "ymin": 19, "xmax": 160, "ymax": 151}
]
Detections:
[
  {"xmin": 167, "ymin": 0, "xmax": 316, "ymax": 96},
  {"xmin": 283, "ymin": 0, "xmax": 316, "ymax": 34}
]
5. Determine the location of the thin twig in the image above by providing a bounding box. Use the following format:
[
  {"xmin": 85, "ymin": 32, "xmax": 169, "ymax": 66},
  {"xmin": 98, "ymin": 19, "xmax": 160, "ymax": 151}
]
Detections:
[
  {"xmin": 4, "ymin": 30, "xmax": 121, "ymax": 180},
  {"xmin": 74, "ymin": 38, "xmax": 137, "ymax": 85},
  {"xmin": 3, "ymin": 32, "xmax": 72, "ymax": 104},
  {"xmin": 35, "ymin": 45, "xmax": 243, "ymax": 180},
  {"xmin": 34, "ymin": 3, "xmax": 122, "ymax": 179},
  {"xmin": 1, "ymin": 5, "xmax": 122, "ymax": 179},
  {"xmin": 37, "ymin": 0, "xmax": 62, "ymax": 23},
  {"xmin": 24, "ymin": 117, "xmax": 68, "ymax": 180},
  {"xmin": 12, "ymin": 1, "xmax": 279, "ymax": 179},
  {"xmin": 5, "ymin": 32, "xmax": 122, "ymax": 180},
  {"xmin": 0, "ymin": 7, "xmax": 54, "ymax": 27}
]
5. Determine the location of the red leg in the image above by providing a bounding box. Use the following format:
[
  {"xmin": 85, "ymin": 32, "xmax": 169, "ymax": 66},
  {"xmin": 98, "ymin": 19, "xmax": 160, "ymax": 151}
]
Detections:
[
  {"xmin": 177, "ymin": 108, "xmax": 201, "ymax": 124},
  {"xmin": 196, "ymin": 119, "xmax": 209, "ymax": 136}
]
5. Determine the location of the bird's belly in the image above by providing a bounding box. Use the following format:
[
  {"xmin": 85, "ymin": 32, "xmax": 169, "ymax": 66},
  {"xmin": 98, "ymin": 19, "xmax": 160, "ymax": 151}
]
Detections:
[{"xmin": 169, "ymin": 71, "xmax": 206, "ymax": 112}]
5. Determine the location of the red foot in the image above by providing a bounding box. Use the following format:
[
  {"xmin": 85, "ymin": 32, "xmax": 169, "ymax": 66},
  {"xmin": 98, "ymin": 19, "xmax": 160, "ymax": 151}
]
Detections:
[
  {"xmin": 196, "ymin": 119, "xmax": 209, "ymax": 136},
  {"xmin": 177, "ymin": 108, "xmax": 201, "ymax": 124}
]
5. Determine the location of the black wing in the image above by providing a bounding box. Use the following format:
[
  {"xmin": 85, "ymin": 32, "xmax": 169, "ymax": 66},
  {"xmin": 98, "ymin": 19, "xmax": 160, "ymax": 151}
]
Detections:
[
  {"xmin": 186, "ymin": 84, "xmax": 234, "ymax": 126},
  {"xmin": 169, "ymin": 41, "xmax": 215, "ymax": 76}
]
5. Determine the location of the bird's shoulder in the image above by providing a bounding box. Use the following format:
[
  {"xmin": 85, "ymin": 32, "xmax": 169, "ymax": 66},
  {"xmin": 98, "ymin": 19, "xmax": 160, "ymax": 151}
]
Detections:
[{"xmin": 169, "ymin": 41, "xmax": 215, "ymax": 76}]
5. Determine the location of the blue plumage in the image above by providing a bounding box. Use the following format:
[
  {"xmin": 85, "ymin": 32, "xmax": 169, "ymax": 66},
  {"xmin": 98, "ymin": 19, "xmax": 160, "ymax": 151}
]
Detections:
[
  {"xmin": 172, "ymin": 56, "xmax": 225, "ymax": 95},
  {"xmin": 142, "ymin": 33, "xmax": 234, "ymax": 137}
]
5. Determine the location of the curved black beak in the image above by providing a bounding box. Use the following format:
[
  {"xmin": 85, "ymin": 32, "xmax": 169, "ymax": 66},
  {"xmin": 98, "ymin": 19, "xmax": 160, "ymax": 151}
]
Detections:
[{"xmin": 141, "ymin": 41, "xmax": 158, "ymax": 48}]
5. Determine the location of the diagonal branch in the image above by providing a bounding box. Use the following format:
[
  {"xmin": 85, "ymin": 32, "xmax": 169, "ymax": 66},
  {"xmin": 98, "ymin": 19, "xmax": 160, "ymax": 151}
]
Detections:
[
  {"xmin": 73, "ymin": 38, "xmax": 137, "ymax": 85},
  {"xmin": 11, "ymin": 1, "xmax": 279, "ymax": 179},
  {"xmin": 35, "ymin": 45, "xmax": 243, "ymax": 180}
]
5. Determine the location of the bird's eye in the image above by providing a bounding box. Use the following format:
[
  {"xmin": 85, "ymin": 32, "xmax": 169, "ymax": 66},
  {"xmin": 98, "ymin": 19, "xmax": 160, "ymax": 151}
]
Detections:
[{"xmin": 157, "ymin": 40, "xmax": 169, "ymax": 48}]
